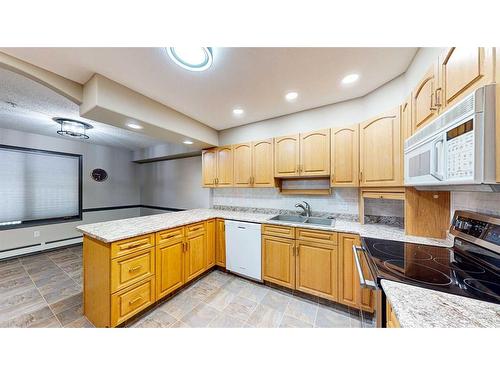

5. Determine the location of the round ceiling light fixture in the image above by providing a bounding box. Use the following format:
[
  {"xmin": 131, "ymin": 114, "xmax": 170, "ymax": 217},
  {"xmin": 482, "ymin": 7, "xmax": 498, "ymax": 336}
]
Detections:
[
  {"xmin": 166, "ymin": 47, "xmax": 213, "ymax": 71},
  {"xmin": 232, "ymin": 108, "xmax": 244, "ymax": 116},
  {"xmin": 183, "ymin": 140, "xmax": 194, "ymax": 145},
  {"xmin": 127, "ymin": 123, "xmax": 143, "ymax": 130},
  {"xmin": 285, "ymin": 91, "xmax": 298, "ymax": 101},
  {"xmin": 53, "ymin": 117, "xmax": 93, "ymax": 139},
  {"xmin": 341, "ymin": 73, "xmax": 360, "ymax": 84}
]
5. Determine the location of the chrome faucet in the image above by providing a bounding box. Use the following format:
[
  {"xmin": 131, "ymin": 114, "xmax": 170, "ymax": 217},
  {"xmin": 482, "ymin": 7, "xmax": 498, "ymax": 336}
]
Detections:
[{"xmin": 295, "ymin": 201, "xmax": 311, "ymax": 217}]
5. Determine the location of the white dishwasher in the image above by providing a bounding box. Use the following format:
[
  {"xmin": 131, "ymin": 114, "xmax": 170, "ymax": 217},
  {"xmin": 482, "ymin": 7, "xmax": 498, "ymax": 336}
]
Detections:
[{"xmin": 225, "ymin": 220, "xmax": 262, "ymax": 281}]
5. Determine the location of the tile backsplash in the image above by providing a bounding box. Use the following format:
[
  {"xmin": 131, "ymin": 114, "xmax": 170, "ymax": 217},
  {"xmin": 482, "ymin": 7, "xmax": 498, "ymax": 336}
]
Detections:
[{"xmin": 451, "ymin": 191, "xmax": 500, "ymax": 217}]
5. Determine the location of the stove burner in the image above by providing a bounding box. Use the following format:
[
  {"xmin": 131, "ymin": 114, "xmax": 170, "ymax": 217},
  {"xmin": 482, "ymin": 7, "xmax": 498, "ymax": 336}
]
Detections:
[
  {"xmin": 373, "ymin": 243, "xmax": 432, "ymax": 260},
  {"xmin": 433, "ymin": 257, "xmax": 486, "ymax": 274},
  {"xmin": 463, "ymin": 279, "xmax": 500, "ymax": 300},
  {"xmin": 383, "ymin": 259, "xmax": 453, "ymax": 286}
]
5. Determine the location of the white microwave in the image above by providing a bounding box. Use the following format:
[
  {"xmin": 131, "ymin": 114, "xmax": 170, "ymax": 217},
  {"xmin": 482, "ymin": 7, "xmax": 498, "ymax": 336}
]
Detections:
[{"xmin": 404, "ymin": 84, "xmax": 498, "ymax": 191}]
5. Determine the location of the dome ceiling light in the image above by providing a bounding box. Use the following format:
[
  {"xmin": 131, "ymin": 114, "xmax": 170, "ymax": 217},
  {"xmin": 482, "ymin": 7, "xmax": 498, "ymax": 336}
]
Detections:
[
  {"xmin": 341, "ymin": 73, "xmax": 360, "ymax": 84},
  {"xmin": 53, "ymin": 117, "xmax": 93, "ymax": 139},
  {"xmin": 166, "ymin": 47, "xmax": 213, "ymax": 71}
]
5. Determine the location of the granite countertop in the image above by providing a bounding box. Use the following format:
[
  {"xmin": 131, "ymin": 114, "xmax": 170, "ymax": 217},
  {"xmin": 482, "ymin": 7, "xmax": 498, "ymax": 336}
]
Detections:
[
  {"xmin": 381, "ymin": 279, "xmax": 500, "ymax": 328},
  {"xmin": 76, "ymin": 208, "xmax": 452, "ymax": 246}
]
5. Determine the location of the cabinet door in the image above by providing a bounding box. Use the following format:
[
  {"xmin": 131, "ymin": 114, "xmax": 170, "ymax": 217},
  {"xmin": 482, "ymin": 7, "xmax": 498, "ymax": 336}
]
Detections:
[
  {"xmin": 412, "ymin": 65, "xmax": 439, "ymax": 133},
  {"xmin": 338, "ymin": 233, "xmax": 360, "ymax": 308},
  {"xmin": 156, "ymin": 239, "xmax": 185, "ymax": 300},
  {"xmin": 274, "ymin": 135, "xmax": 300, "ymax": 177},
  {"xmin": 330, "ymin": 125, "xmax": 359, "ymax": 187},
  {"xmin": 439, "ymin": 47, "xmax": 493, "ymax": 109},
  {"xmin": 233, "ymin": 143, "xmax": 252, "ymax": 187},
  {"xmin": 299, "ymin": 129, "xmax": 330, "ymax": 176},
  {"xmin": 295, "ymin": 241, "xmax": 338, "ymax": 301},
  {"xmin": 201, "ymin": 149, "xmax": 217, "ymax": 187},
  {"xmin": 252, "ymin": 139, "xmax": 274, "ymax": 187},
  {"xmin": 206, "ymin": 219, "xmax": 216, "ymax": 269},
  {"xmin": 360, "ymin": 107, "xmax": 402, "ymax": 187},
  {"xmin": 401, "ymin": 96, "xmax": 412, "ymax": 141},
  {"xmin": 185, "ymin": 232, "xmax": 206, "ymax": 282},
  {"xmin": 215, "ymin": 219, "xmax": 226, "ymax": 267},
  {"xmin": 262, "ymin": 235, "xmax": 295, "ymax": 289},
  {"xmin": 216, "ymin": 146, "xmax": 233, "ymax": 187}
]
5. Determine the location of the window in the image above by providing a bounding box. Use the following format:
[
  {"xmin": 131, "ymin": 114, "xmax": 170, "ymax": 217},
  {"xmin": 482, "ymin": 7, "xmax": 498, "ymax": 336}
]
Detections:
[{"xmin": 0, "ymin": 145, "xmax": 82, "ymax": 229}]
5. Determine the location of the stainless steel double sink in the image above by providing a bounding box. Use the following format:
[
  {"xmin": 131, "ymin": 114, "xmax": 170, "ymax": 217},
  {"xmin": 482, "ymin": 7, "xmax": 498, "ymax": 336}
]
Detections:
[{"xmin": 268, "ymin": 214, "xmax": 335, "ymax": 227}]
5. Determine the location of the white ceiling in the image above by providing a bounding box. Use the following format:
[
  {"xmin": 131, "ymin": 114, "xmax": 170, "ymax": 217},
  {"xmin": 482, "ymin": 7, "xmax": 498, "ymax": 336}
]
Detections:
[
  {"xmin": 0, "ymin": 67, "xmax": 163, "ymax": 150},
  {"xmin": 1, "ymin": 47, "xmax": 418, "ymax": 130}
]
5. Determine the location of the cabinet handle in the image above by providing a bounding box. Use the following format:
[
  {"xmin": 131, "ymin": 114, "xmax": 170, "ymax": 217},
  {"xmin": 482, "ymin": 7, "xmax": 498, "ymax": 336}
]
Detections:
[
  {"xmin": 296, "ymin": 165, "xmax": 299, "ymax": 173},
  {"xmin": 296, "ymin": 245, "xmax": 299, "ymax": 256},
  {"xmin": 359, "ymin": 171, "xmax": 363, "ymax": 182},
  {"xmin": 331, "ymin": 173, "xmax": 335, "ymax": 184},
  {"xmin": 430, "ymin": 91, "xmax": 437, "ymax": 111},
  {"xmin": 129, "ymin": 296, "xmax": 143, "ymax": 305},
  {"xmin": 128, "ymin": 265, "xmax": 143, "ymax": 273},
  {"xmin": 435, "ymin": 87, "xmax": 442, "ymax": 107},
  {"xmin": 186, "ymin": 242, "xmax": 190, "ymax": 252}
]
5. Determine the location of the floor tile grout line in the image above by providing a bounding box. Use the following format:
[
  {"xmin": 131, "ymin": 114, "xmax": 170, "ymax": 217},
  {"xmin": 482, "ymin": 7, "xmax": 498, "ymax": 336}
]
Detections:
[{"xmin": 46, "ymin": 253, "xmax": 82, "ymax": 288}]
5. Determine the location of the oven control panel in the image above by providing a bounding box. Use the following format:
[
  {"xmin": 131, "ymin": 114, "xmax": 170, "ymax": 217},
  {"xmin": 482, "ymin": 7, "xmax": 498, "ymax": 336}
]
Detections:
[
  {"xmin": 446, "ymin": 131, "xmax": 474, "ymax": 180},
  {"xmin": 452, "ymin": 215, "xmax": 488, "ymax": 238}
]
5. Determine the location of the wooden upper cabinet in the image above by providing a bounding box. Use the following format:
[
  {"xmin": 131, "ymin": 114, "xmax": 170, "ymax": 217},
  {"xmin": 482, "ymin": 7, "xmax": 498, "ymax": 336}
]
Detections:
[
  {"xmin": 299, "ymin": 129, "xmax": 330, "ymax": 176},
  {"xmin": 401, "ymin": 96, "xmax": 412, "ymax": 142},
  {"xmin": 252, "ymin": 139, "xmax": 274, "ymax": 187},
  {"xmin": 360, "ymin": 107, "xmax": 402, "ymax": 187},
  {"xmin": 274, "ymin": 134, "xmax": 300, "ymax": 177},
  {"xmin": 412, "ymin": 64, "xmax": 439, "ymax": 133},
  {"xmin": 233, "ymin": 143, "xmax": 252, "ymax": 187},
  {"xmin": 216, "ymin": 146, "xmax": 233, "ymax": 187},
  {"xmin": 438, "ymin": 47, "xmax": 494, "ymax": 109},
  {"xmin": 330, "ymin": 124, "xmax": 359, "ymax": 187},
  {"xmin": 201, "ymin": 148, "xmax": 217, "ymax": 187}
]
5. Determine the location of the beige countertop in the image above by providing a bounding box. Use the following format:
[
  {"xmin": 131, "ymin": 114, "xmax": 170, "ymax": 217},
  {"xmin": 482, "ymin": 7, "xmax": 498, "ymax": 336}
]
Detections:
[
  {"xmin": 76, "ymin": 208, "xmax": 452, "ymax": 247},
  {"xmin": 381, "ymin": 279, "xmax": 500, "ymax": 328}
]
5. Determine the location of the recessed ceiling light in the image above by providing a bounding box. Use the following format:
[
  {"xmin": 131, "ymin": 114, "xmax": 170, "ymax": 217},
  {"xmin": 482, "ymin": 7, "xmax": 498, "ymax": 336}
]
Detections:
[
  {"xmin": 342, "ymin": 73, "xmax": 360, "ymax": 84},
  {"xmin": 166, "ymin": 47, "xmax": 213, "ymax": 72},
  {"xmin": 285, "ymin": 92, "xmax": 298, "ymax": 101},
  {"xmin": 127, "ymin": 123, "xmax": 143, "ymax": 130},
  {"xmin": 232, "ymin": 108, "xmax": 244, "ymax": 116},
  {"xmin": 183, "ymin": 140, "xmax": 194, "ymax": 145}
]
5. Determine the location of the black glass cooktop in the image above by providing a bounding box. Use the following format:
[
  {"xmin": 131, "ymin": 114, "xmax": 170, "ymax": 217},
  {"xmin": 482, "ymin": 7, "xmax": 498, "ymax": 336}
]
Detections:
[{"xmin": 361, "ymin": 237, "xmax": 500, "ymax": 305}]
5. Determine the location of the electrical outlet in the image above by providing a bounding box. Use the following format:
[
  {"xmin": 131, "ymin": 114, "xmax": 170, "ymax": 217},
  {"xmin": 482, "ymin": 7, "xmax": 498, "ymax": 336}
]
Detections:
[{"xmin": 34, "ymin": 231, "xmax": 40, "ymax": 238}]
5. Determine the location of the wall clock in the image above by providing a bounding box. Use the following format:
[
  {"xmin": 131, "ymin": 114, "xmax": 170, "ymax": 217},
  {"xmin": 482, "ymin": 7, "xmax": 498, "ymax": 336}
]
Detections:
[{"xmin": 91, "ymin": 168, "xmax": 108, "ymax": 182}]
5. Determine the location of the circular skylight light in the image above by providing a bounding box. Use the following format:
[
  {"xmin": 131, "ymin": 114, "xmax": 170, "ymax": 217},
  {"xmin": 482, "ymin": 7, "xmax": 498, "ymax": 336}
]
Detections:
[{"xmin": 166, "ymin": 47, "xmax": 213, "ymax": 71}]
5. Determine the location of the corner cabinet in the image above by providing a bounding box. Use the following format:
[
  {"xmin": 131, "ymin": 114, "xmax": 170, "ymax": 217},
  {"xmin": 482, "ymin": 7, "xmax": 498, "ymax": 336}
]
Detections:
[
  {"xmin": 233, "ymin": 139, "xmax": 274, "ymax": 187},
  {"xmin": 201, "ymin": 147, "xmax": 233, "ymax": 187},
  {"xmin": 330, "ymin": 124, "xmax": 359, "ymax": 187},
  {"xmin": 359, "ymin": 107, "xmax": 402, "ymax": 187}
]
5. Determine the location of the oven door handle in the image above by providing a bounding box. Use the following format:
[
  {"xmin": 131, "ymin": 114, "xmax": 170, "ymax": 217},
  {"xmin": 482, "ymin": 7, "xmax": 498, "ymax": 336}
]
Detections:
[{"xmin": 352, "ymin": 245, "xmax": 378, "ymax": 290}]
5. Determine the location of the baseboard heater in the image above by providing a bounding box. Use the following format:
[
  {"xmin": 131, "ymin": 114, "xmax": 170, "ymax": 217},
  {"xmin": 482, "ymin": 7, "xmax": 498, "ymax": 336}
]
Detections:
[{"xmin": 0, "ymin": 235, "xmax": 83, "ymax": 260}]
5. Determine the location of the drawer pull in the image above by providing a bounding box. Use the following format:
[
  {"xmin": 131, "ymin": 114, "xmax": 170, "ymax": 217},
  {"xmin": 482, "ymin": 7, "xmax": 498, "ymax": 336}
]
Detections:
[
  {"xmin": 122, "ymin": 239, "xmax": 149, "ymax": 249},
  {"xmin": 190, "ymin": 226, "xmax": 203, "ymax": 231},
  {"xmin": 129, "ymin": 296, "xmax": 143, "ymax": 305},
  {"xmin": 164, "ymin": 233, "xmax": 178, "ymax": 239},
  {"xmin": 128, "ymin": 265, "xmax": 143, "ymax": 273}
]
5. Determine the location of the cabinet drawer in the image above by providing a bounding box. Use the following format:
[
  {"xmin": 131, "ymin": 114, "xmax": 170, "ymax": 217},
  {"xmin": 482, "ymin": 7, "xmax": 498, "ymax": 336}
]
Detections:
[
  {"xmin": 262, "ymin": 224, "xmax": 295, "ymax": 239},
  {"xmin": 111, "ymin": 234, "xmax": 155, "ymax": 259},
  {"xmin": 296, "ymin": 228, "xmax": 337, "ymax": 245},
  {"xmin": 111, "ymin": 277, "xmax": 155, "ymax": 326},
  {"xmin": 186, "ymin": 222, "xmax": 206, "ymax": 237},
  {"xmin": 111, "ymin": 247, "xmax": 155, "ymax": 293},
  {"xmin": 156, "ymin": 227, "xmax": 184, "ymax": 245}
]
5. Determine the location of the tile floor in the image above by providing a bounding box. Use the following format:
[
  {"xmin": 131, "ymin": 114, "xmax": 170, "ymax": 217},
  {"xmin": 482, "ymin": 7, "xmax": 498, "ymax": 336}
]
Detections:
[{"xmin": 0, "ymin": 245, "xmax": 375, "ymax": 328}]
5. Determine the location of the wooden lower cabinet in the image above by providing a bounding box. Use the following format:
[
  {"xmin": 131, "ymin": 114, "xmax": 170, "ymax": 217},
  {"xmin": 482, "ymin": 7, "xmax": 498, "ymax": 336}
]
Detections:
[
  {"xmin": 156, "ymin": 238, "xmax": 185, "ymax": 300},
  {"xmin": 295, "ymin": 240, "xmax": 338, "ymax": 301},
  {"xmin": 262, "ymin": 235, "xmax": 296, "ymax": 289},
  {"xmin": 185, "ymin": 228, "xmax": 207, "ymax": 282},
  {"xmin": 215, "ymin": 219, "xmax": 226, "ymax": 267},
  {"xmin": 386, "ymin": 299, "xmax": 400, "ymax": 328},
  {"xmin": 206, "ymin": 219, "xmax": 216, "ymax": 268},
  {"xmin": 111, "ymin": 277, "xmax": 155, "ymax": 327}
]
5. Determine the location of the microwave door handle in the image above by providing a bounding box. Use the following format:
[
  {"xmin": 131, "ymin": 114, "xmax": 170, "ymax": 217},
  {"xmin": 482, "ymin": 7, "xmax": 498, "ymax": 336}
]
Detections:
[{"xmin": 430, "ymin": 135, "xmax": 444, "ymax": 181}]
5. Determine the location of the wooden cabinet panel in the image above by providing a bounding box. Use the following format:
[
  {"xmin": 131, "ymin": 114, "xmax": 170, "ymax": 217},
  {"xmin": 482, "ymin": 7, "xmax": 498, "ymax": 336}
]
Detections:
[
  {"xmin": 295, "ymin": 241, "xmax": 338, "ymax": 301},
  {"xmin": 111, "ymin": 276, "xmax": 155, "ymax": 327},
  {"xmin": 111, "ymin": 247, "xmax": 155, "ymax": 293},
  {"xmin": 186, "ymin": 221, "xmax": 206, "ymax": 237},
  {"xmin": 156, "ymin": 227, "xmax": 184, "ymax": 246},
  {"xmin": 360, "ymin": 107, "xmax": 402, "ymax": 187},
  {"xmin": 262, "ymin": 235, "xmax": 295, "ymax": 289},
  {"xmin": 401, "ymin": 96, "xmax": 412, "ymax": 141},
  {"xmin": 386, "ymin": 299, "xmax": 400, "ymax": 328},
  {"xmin": 156, "ymin": 239, "xmax": 184, "ymax": 300},
  {"xmin": 215, "ymin": 219, "xmax": 226, "ymax": 267},
  {"xmin": 439, "ymin": 47, "xmax": 493, "ymax": 109},
  {"xmin": 274, "ymin": 134, "xmax": 300, "ymax": 177},
  {"xmin": 262, "ymin": 224, "xmax": 295, "ymax": 239},
  {"xmin": 110, "ymin": 234, "xmax": 155, "ymax": 259},
  {"xmin": 338, "ymin": 233, "xmax": 359, "ymax": 308},
  {"xmin": 412, "ymin": 64, "xmax": 439, "ymax": 133},
  {"xmin": 330, "ymin": 124, "xmax": 359, "ymax": 187},
  {"xmin": 359, "ymin": 252, "xmax": 375, "ymax": 313},
  {"xmin": 233, "ymin": 143, "xmax": 252, "ymax": 187},
  {"xmin": 252, "ymin": 139, "xmax": 274, "ymax": 187},
  {"xmin": 299, "ymin": 129, "xmax": 330, "ymax": 176},
  {"xmin": 206, "ymin": 219, "xmax": 216, "ymax": 268},
  {"xmin": 185, "ymin": 231, "xmax": 207, "ymax": 282},
  {"xmin": 201, "ymin": 148, "xmax": 217, "ymax": 187},
  {"xmin": 216, "ymin": 146, "xmax": 233, "ymax": 187},
  {"xmin": 295, "ymin": 228, "xmax": 337, "ymax": 245}
]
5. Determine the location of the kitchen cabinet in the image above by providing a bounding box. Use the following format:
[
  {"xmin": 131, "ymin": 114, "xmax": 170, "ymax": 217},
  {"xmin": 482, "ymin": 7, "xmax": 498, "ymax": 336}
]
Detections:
[
  {"xmin": 386, "ymin": 299, "xmax": 400, "ymax": 328},
  {"xmin": 184, "ymin": 222, "xmax": 207, "ymax": 282},
  {"xmin": 215, "ymin": 218, "xmax": 226, "ymax": 267},
  {"xmin": 401, "ymin": 96, "xmax": 412, "ymax": 141},
  {"xmin": 438, "ymin": 47, "xmax": 494, "ymax": 110},
  {"xmin": 233, "ymin": 139, "xmax": 275, "ymax": 187},
  {"xmin": 201, "ymin": 147, "xmax": 233, "ymax": 187},
  {"xmin": 201, "ymin": 148, "xmax": 217, "ymax": 187},
  {"xmin": 359, "ymin": 107, "xmax": 402, "ymax": 187},
  {"xmin": 330, "ymin": 124, "xmax": 359, "ymax": 187},
  {"xmin": 206, "ymin": 219, "xmax": 216, "ymax": 268},
  {"xmin": 262, "ymin": 234, "xmax": 296, "ymax": 289},
  {"xmin": 411, "ymin": 64, "xmax": 439, "ymax": 133},
  {"xmin": 274, "ymin": 129, "xmax": 330, "ymax": 178},
  {"xmin": 156, "ymin": 235, "xmax": 185, "ymax": 300}
]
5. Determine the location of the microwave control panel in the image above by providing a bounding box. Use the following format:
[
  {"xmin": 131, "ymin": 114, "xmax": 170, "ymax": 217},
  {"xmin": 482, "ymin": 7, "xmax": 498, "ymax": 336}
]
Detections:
[{"xmin": 446, "ymin": 131, "xmax": 474, "ymax": 180}]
